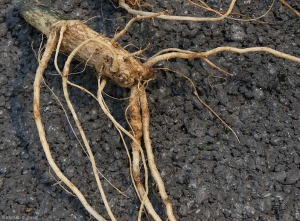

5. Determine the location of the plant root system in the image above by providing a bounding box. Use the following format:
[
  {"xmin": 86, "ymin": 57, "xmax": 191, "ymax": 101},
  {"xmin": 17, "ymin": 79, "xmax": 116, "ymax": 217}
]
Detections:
[{"xmin": 20, "ymin": 0, "xmax": 300, "ymax": 220}]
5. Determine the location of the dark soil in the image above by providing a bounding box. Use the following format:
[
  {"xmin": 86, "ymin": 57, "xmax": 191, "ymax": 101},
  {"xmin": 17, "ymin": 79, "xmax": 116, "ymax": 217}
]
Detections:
[{"xmin": 1, "ymin": 0, "xmax": 300, "ymax": 220}]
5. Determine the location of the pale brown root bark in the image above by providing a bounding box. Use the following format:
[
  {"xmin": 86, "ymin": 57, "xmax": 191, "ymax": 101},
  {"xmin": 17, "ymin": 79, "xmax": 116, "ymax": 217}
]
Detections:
[
  {"xmin": 119, "ymin": 0, "xmax": 236, "ymax": 22},
  {"xmin": 129, "ymin": 86, "xmax": 162, "ymax": 221},
  {"xmin": 54, "ymin": 21, "xmax": 119, "ymax": 73},
  {"xmin": 33, "ymin": 27, "xmax": 106, "ymax": 221},
  {"xmin": 21, "ymin": 2, "xmax": 151, "ymax": 88},
  {"xmin": 139, "ymin": 86, "xmax": 177, "ymax": 221}
]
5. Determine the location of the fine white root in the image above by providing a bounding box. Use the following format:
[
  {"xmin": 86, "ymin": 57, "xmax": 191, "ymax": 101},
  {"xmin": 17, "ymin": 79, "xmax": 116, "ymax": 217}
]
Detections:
[
  {"xmin": 33, "ymin": 27, "xmax": 106, "ymax": 221},
  {"xmin": 112, "ymin": 10, "xmax": 170, "ymax": 43},
  {"xmin": 139, "ymin": 85, "xmax": 177, "ymax": 221},
  {"xmin": 148, "ymin": 48, "xmax": 194, "ymax": 61},
  {"xmin": 119, "ymin": 0, "xmax": 237, "ymax": 22}
]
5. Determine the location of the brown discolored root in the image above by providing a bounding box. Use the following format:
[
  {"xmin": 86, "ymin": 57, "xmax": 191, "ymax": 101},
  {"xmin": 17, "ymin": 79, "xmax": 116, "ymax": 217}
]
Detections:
[
  {"xmin": 139, "ymin": 85, "xmax": 177, "ymax": 221},
  {"xmin": 128, "ymin": 85, "xmax": 162, "ymax": 221}
]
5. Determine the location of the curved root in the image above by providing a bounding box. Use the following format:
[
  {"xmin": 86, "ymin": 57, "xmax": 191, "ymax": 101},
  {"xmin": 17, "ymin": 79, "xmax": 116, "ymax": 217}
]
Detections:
[
  {"xmin": 145, "ymin": 46, "xmax": 300, "ymax": 68},
  {"xmin": 129, "ymin": 85, "xmax": 162, "ymax": 221},
  {"xmin": 119, "ymin": 0, "xmax": 236, "ymax": 22},
  {"xmin": 139, "ymin": 85, "xmax": 177, "ymax": 221},
  {"xmin": 33, "ymin": 26, "xmax": 106, "ymax": 221}
]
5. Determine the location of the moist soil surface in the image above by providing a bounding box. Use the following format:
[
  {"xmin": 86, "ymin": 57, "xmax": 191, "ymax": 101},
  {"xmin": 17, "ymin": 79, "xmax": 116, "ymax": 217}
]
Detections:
[{"xmin": 1, "ymin": 0, "xmax": 300, "ymax": 220}]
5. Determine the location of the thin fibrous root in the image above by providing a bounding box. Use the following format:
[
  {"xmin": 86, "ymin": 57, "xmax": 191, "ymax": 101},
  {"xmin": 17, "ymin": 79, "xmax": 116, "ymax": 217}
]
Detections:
[
  {"xmin": 187, "ymin": 0, "xmax": 276, "ymax": 23},
  {"xmin": 158, "ymin": 67, "xmax": 240, "ymax": 142},
  {"xmin": 139, "ymin": 85, "xmax": 177, "ymax": 221},
  {"xmin": 43, "ymin": 77, "xmax": 129, "ymax": 198},
  {"xmin": 279, "ymin": 0, "xmax": 300, "ymax": 18},
  {"xmin": 119, "ymin": 0, "xmax": 236, "ymax": 22},
  {"xmin": 124, "ymin": 43, "xmax": 150, "ymax": 60},
  {"xmin": 202, "ymin": 58, "xmax": 233, "ymax": 77},
  {"xmin": 144, "ymin": 46, "xmax": 300, "ymax": 68},
  {"xmin": 112, "ymin": 10, "xmax": 171, "ymax": 43},
  {"xmin": 33, "ymin": 25, "xmax": 106, "ymax": 221}
]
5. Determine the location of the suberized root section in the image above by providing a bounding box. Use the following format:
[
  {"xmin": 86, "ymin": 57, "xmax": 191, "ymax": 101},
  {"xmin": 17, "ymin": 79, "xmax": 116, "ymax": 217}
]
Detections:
[{"xmin": 128, "ymin": 85, "xmax": 162, "ymax": 221}]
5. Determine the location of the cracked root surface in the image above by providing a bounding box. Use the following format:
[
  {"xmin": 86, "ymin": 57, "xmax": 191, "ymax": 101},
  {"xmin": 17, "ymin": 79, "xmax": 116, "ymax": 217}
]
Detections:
[{"xmin": 1, "ymin": 0, "xmax": 300, "ymax": 220}]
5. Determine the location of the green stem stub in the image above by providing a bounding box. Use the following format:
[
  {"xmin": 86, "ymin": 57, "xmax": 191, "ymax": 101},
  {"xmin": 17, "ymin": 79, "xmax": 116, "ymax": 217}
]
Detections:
[{"xmin": 20, "ymin": 0, "xmax": 67, "ymax": 36}]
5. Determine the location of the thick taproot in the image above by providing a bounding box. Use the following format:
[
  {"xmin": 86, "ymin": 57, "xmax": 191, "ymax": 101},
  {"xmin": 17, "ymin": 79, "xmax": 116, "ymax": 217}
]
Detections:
[{"xmin": 21, "ymin": 0, "xmax": 151, "ymax": 88}]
